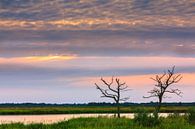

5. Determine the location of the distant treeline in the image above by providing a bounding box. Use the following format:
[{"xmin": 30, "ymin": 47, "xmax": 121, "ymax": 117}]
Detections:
[{"xmin": 0, "ymin": 102, "xmax": 194, "ymax": 107}]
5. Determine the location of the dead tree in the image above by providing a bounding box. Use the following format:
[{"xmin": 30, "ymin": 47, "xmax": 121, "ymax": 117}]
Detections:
[
  {"xmin": 144, "ymin": 66, "xmax": 182, "ymax": 118},
  {"xmin": 95, "ymin": 77, "xmax": 130, "ymax": 118}
]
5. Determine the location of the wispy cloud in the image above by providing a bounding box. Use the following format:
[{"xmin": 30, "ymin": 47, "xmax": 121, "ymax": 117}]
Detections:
[
  {"xmin": 1, "ymin": 30, "xmax": 195, "ymax": 57},
  {"xmin": 1, "ymin": 56, "xmax": 195, "ymax": 79}
]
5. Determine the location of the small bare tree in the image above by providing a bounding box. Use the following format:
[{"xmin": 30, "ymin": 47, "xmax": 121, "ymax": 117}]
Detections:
[
  {"xmin": 95, "ymin": 77, "xmax": 130, "ymax": 118},
  {"xmin": 144, "ymin": 66, "xmax": 182, "ymax": 118}
]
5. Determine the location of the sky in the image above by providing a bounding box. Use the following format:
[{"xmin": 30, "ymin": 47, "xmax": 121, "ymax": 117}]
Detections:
[{"xmin": 0, "ymin": 0, "xmax": 195, "ymax": 103}]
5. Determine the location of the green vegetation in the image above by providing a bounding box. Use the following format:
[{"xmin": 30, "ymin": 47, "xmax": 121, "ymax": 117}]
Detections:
[
  {"xmin": 0, "ymin": 107, "xmax": 194, "ymax": 128},
  {"xmin": 0, "ymin": 116, "xmax": 195, "ymax": 129},
  {"xmin": 0, "ymin": 106, "xmax": 192, "ymax": 115},
  {"xmin": 188, "ymin": 108, "xmax": 195, "ymax": 124},
  {"xmin": 134, "ymin": 108, "xmax": 160, "ymax": 127}
]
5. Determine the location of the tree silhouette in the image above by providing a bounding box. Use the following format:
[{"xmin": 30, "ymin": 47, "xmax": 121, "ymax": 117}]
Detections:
[
  {"xmin": 144, "ymin": 66, "xmax": 182, "ymax": 118},
  {"xmin": 95, "ymin": 77, "xmax": 130, "ymax": 118}
]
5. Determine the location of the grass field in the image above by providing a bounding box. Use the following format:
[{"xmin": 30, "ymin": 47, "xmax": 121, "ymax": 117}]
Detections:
[
  {"xmin": 0, "ymin": 116, "xmax": 194, "ymax": 129},
  {"xmin": 0, "ymin": 107, "xmax": 194, "ymax": 128},
  {"xmin": 0, "ymin": 106, "xmax": 192, "ymax": 115}
]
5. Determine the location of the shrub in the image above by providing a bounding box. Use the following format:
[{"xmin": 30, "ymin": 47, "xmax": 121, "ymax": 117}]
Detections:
[
  {"xmin": 188, "ymin": 108, "xmax": 195, "ymax": 124},
  {"xmin": 134, "ymin": 108, "xmax": 160, "ymax": 127}
]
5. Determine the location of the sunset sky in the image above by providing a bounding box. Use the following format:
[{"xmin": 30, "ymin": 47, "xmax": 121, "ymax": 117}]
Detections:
[{"xmin": 0, "ymin": 0, "xmax": 195, "ymax": 103}]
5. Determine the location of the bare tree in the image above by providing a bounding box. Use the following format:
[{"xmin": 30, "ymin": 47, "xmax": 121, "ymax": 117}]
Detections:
[
  {"xmin": 95, "ymin": 77, "xmax": 130, "ymax": 118},
  {"xmin": 144, "ymin": 66, "xmax": 182, "ymax": 118}
]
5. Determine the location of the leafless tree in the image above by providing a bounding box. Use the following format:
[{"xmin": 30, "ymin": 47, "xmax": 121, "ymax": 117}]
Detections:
[
  {"xmin": 144, "ymin": 66, "xmax": 182, "ymax": 118},
  {"xmin": 95, "ymin": 77, "xmax": 130, "ymax": 118}
]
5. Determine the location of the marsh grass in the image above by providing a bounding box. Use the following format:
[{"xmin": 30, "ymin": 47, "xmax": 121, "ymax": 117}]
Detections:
[
  {"xmin": 188, "ymin": 107, "xmax": 195, "ymax": 124},
  {"xmin": 0, "ymin": 106, "xmax": 194, "ymax": 129},
  {"xmin": 134, "ymin": 108, "xmax": 160, "ymax": 127},
  {"xmin": 0, "ymin": 116, "xmax": 195, "ymax": 129},
  {"xmin": 0, "ymin": 106, "xmax": 190, "ymax": 115}
]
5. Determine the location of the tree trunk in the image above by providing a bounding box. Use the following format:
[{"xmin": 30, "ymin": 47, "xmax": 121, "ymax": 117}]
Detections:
[
  {"xmin": 117, "ymin": 102, "xmax": 120, "ymax": 118},
  {"xmin": 154, "ymin": 96, "xmax": 162, "ymax": 119}
]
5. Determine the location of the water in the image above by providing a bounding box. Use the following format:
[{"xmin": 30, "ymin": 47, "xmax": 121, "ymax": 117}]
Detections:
[{"xmin": 0, "ymin": 113, "xmax": 176, "ymax": 124}]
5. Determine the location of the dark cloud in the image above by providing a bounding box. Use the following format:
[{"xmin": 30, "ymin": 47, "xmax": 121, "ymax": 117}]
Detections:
[{"xmin": 0, "ymin": 29, "xmax": 195, "ymax": 57}]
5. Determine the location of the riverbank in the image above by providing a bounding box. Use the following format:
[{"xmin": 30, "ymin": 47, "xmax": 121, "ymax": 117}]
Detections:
[
  {"xmin": 0, "ymin": 113, "xmax": 179, "ymax": 124},
  {"xmin": 0, "ymin": 116, "xmax": 194, "ymax": 129}
]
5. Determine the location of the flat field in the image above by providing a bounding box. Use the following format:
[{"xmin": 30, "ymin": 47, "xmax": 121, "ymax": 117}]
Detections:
[{"xmin": 0, "ymin": 106, "xmax": 192, "ymax": 115}]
